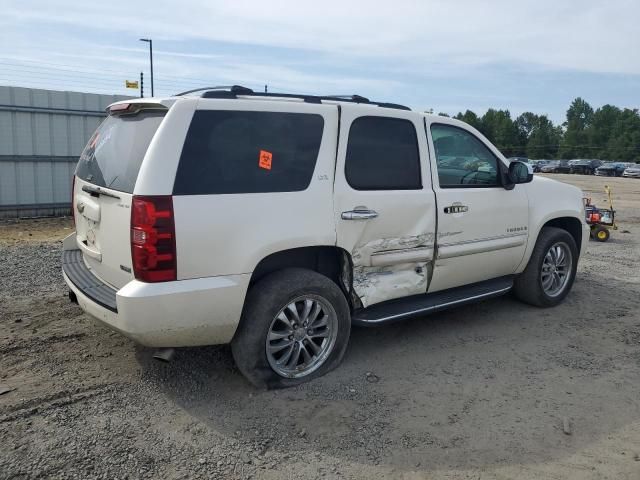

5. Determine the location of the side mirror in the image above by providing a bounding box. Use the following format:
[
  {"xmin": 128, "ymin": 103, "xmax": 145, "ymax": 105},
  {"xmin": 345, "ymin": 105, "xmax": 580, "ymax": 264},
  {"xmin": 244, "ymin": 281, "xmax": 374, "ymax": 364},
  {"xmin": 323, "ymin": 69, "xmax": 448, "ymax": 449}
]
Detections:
[{"xmin": 508, "ymin": 161, "xmax": 534, "ymax": 185}]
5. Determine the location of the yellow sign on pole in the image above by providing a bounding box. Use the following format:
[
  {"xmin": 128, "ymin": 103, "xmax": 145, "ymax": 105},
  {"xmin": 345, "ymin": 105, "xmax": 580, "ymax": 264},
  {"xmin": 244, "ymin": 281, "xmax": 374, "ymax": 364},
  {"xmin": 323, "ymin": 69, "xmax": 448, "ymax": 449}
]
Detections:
[{"xmin": 125, "ymin": 80, "xmax": 139, "ymax": 89}]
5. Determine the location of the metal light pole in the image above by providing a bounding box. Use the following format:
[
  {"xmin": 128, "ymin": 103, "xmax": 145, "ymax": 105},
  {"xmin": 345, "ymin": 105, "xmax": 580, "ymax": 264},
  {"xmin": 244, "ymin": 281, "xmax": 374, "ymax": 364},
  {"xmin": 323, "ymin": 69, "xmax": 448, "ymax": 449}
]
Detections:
[{"xmin": 139, "ymin": 38, "xmax": 154, "ymax": 96}]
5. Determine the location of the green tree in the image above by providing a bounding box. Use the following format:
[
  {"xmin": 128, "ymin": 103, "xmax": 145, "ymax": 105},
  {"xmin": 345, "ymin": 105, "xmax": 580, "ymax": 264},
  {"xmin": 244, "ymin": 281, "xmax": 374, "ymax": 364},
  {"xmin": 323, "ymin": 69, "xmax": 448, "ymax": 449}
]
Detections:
[
  {"xmin": 526, "ymin": 115, "xmax": 561, "ymax": 159},
  {"xmin": 480, "ymin": 109, "xmax": 521, "ymax": 156},
  {"xmin": 454, "ymin": 110, "xmax": 482, "ymax": 131},
  {"xmin": 588, "ymin": 104, "xmax": 621, "ymax": 158},
  {"xmin": 560, "ymin": 97, "xmax": 594, "ymax": 158},
  {"xmin": 444, "ymin": 98, "xmax": 639, "ymax": 162},
  {"xmin": 605, "ymin": 108, "xmax": 640, "ymax": 161},
  {"xmin": 515, "ymin": 112, "xmax": 539, "ymax": 145}
]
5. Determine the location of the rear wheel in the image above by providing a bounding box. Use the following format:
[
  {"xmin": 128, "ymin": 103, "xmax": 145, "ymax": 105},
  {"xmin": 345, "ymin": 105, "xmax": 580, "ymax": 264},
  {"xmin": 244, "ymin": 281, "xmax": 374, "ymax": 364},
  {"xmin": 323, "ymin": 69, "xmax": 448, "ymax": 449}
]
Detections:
[
  {"xmin": 231, "ymin": 268, "xmax": 351, "ymax": 389},
  {"xmin": 513, "ymin": 227, "xmax": 578, "ymax": 307}
]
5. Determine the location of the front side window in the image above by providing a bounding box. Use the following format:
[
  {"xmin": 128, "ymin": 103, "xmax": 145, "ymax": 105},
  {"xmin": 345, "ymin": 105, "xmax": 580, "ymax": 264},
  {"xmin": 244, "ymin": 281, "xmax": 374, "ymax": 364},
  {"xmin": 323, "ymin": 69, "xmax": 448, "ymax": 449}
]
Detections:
[
  {"xmin": 345, "ymin": 116, "xmax": 422, "ymax": 190},
  {"xmin": 430, "ymin": 124, "xmax": 500, "ymax": 188},
  {"xmin": 173, "ymin": 110, "xmax": 324, "ymax": 195}
]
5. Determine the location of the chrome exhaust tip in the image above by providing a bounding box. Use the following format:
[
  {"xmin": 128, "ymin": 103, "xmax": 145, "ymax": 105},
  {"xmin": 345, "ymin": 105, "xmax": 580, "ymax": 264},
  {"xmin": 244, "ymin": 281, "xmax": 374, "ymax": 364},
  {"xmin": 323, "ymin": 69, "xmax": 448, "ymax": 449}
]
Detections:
[{"xmin": 152, "ymin": 348, "xmax": 175, "ymax": 363}]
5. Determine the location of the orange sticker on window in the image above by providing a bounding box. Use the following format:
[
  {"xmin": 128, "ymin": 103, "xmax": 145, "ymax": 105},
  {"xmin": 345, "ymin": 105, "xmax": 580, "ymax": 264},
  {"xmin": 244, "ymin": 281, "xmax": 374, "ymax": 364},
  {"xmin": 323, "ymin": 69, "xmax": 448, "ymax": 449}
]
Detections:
[{"xmin": 259, "ymin": 150, "xmax": 273, "ymax": 170}]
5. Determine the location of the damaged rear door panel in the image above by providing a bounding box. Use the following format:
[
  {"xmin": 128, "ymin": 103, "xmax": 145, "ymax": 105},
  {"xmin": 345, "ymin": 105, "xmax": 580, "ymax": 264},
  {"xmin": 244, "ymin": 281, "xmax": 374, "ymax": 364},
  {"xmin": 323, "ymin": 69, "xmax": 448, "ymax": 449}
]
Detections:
[{"xmin": 334, "ymin": 109, "xmax": 436, "ymax": 307}]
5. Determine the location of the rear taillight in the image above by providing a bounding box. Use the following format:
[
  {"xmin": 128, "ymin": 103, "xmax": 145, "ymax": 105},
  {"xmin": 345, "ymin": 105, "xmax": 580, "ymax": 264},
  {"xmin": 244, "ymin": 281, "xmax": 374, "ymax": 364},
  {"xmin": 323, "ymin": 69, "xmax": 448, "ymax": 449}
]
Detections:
[
  {"xmin": 71, "ymin": 175, "xmax": 76, "ymax": 227},
  {"xmin": 130, "ymin": 195, "xmax": 176, "ymax": 282}
]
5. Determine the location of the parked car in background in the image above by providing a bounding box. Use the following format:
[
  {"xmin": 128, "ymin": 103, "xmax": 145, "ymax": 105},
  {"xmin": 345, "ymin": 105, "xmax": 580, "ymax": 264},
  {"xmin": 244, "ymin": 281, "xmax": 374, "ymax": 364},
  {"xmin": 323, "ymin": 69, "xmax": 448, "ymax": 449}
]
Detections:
[
  {"xmin": 540, "ymin": 160, "xmax": 571, "ymax": 173},
  {"xmin": 570, "ymin": 159, "xmax": 602, "ymax": 175},
  {"xmin": 623, "ymin": 164, "xmax": 640, "ymax": 178},
  {"xmin": 596, "ymin": 162, "xmax": 629, "ymax": 177},
  {"xmin": 530, "ymin": 160, "xmax": 550, "ymax": 172}
]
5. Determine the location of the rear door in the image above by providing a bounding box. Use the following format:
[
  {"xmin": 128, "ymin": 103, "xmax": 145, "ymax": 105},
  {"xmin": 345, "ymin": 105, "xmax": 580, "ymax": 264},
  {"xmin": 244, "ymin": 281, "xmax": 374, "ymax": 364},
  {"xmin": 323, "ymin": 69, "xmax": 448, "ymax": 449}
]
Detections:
[
  {"xmin": 73, "ymin": 106, "xmax": 167, "ymax": 288},
  {"xmin": 334, "ymin": 109, "xmax": 436, "ymax": 308}
]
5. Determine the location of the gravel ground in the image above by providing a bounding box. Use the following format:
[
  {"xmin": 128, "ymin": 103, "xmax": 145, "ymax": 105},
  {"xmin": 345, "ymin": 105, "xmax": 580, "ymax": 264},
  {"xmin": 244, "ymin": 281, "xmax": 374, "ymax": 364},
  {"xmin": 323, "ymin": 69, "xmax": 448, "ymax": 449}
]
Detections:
[{"xmin": 1, "ymin": 174, "xmax": 640, "ymax": 479}]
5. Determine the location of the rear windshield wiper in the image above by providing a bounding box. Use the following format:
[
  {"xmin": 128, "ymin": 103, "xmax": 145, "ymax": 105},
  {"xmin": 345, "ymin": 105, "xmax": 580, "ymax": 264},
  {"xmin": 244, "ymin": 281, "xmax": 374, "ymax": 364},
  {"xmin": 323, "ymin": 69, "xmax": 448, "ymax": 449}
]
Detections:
[{"xmin": 81, "ymin": 184, "xmax": 121, "ymax": 200}]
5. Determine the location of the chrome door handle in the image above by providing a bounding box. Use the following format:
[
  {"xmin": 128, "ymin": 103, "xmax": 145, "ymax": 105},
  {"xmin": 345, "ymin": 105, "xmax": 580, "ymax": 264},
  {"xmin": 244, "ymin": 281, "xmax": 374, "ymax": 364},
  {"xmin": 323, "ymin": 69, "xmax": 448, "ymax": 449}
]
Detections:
[{"xmin": 341, "ymin": 208, "xmax": 379, "ymax": 220}]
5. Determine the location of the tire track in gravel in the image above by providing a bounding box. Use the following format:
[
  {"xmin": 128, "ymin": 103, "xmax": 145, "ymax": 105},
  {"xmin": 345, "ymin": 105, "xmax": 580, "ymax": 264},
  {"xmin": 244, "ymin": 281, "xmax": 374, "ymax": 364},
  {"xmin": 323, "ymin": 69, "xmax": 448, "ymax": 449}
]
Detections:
[
  {"xmin": 0, "ymin": 383, "xmax": 122, "ymax": 422},
  {"xmin": 0, "ymin": 333, "xmax": 87, "ymax": 356}
]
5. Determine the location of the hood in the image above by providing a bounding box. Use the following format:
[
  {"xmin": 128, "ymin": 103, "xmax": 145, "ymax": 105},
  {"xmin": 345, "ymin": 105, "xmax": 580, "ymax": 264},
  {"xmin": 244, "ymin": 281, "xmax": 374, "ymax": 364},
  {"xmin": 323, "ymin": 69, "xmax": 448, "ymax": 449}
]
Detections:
[
  {"xmin": 530, "ymin": 174, "xmax": 582, "ymax": 195},
  {"xmin": 525, "ymin": 175, "xmax": 585, "ymax": 225}
]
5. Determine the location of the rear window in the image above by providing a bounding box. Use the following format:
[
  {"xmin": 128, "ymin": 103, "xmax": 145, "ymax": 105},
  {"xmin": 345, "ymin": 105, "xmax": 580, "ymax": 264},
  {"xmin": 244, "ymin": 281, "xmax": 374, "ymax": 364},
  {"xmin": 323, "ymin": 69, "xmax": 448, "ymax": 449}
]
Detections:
[
  {"xmin": 75, "ymin": 111, "xmax": 165, "ymax": 193},
  {"xmin": 173, "ymin": 110, "xmax": 324, "ymax": 195}
]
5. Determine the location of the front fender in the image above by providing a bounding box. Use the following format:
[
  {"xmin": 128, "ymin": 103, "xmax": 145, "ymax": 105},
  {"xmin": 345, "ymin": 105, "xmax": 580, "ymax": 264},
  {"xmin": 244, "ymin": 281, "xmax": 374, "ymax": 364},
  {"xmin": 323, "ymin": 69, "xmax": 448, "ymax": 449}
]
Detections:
[{"xmin": 515, "ymin": 176, "xmax": 586, "ymax": 273}]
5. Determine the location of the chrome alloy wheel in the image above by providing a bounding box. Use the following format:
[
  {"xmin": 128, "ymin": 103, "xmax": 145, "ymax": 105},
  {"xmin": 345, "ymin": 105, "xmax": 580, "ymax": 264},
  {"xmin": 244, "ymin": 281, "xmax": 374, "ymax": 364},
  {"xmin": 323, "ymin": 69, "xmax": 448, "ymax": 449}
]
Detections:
[
  {"xmin": 541, "ymin": 241, "xmax": 573, "ymax": 297},
  {"xmin": 265, "ymin": 295, "xmax": 338, "ymax": 378}
]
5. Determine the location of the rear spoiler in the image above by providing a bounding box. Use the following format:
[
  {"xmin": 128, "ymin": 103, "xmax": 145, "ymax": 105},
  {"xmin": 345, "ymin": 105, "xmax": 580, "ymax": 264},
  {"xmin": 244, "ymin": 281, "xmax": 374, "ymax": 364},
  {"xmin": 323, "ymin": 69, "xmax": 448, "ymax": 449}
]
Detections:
[{"xmin": 107, "ymin": 102, "xmax": 168, "ymax": 116}]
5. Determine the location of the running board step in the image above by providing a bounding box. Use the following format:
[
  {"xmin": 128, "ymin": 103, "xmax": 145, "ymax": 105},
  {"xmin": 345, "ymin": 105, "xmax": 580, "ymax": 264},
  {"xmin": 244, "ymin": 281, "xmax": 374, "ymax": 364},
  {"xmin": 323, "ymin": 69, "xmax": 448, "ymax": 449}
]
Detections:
[{"xmin": 352, "ymin": 275, "xmax": 514, "ymax": 326}]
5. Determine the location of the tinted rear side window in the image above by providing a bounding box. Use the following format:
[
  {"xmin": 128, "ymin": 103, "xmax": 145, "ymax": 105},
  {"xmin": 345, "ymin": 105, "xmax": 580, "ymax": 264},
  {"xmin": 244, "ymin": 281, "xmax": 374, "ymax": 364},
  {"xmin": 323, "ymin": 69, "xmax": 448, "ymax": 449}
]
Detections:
[
  {"xmin": 75, "ymin": 111, "xmax": 165, "ymax": 193},
  {"xmin": 173, "ymin": 110, "xmax": 324, "ymax": 195},
  {"xmin": 345, "ymin": 116, "xmax": 421, "ymax": 190}
]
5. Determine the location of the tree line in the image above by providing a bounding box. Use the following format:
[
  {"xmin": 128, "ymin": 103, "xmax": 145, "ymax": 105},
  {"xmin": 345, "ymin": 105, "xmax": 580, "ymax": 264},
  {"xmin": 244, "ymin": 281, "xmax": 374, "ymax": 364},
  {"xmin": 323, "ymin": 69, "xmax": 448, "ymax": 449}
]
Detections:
[{"xmin": 439, "ymin": 98, "xmax": 640, "ymax": 162}]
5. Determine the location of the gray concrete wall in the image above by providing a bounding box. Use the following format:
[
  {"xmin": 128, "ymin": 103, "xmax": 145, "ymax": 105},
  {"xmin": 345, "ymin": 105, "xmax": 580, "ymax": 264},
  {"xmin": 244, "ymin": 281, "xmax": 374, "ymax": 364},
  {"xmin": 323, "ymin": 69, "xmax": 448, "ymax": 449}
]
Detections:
[{"xmin": 0, "ymin": 86, "xmax": 133, "ymax": 218}]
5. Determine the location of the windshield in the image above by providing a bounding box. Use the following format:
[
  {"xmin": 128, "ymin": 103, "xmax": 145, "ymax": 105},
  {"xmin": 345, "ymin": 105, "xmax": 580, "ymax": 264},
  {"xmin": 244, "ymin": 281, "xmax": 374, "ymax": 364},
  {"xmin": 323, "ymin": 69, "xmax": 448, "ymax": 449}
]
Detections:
[{"xmin": 75, "ymin": 111, "xmax": 166, "ymax": 193}]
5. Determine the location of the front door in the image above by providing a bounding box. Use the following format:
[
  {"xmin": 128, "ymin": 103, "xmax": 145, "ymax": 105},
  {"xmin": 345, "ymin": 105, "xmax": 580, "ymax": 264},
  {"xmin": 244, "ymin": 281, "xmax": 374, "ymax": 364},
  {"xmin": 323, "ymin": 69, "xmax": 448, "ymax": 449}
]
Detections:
[
  {"xmin": 334, "ymin": 110, "xmax": 436, "ymax": 308},
  {"xmin": 425, "ymin": 120, "xmax": 529, "ymax": 292}
]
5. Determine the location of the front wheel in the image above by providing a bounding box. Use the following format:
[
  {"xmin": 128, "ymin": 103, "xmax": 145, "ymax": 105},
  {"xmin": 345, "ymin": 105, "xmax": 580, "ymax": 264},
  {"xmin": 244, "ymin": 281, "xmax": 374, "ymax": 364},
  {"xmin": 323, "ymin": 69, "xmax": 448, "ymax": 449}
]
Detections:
[
  {"xmin": 231, "ymin": 268, "xmax": 351, "ymax": 389},
  {"xmin": 513, "ymin": 227, "xmax": 578, "ymax": 307}
]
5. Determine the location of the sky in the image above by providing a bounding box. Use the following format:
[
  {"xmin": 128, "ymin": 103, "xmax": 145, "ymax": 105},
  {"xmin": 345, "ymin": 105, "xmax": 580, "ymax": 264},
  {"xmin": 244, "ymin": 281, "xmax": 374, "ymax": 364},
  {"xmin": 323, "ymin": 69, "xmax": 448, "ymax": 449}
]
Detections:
[{"xmin": 1, "ymin": 0, "xmax": 639, "ymax": 123}]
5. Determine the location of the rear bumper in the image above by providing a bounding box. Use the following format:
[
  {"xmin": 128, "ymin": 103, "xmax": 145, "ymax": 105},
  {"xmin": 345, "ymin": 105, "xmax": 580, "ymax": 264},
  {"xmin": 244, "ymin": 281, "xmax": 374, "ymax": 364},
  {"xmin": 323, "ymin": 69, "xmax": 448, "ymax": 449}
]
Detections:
[{"xmin": 63, "ymin": 248, "xmax": 250, "ymax": 347}]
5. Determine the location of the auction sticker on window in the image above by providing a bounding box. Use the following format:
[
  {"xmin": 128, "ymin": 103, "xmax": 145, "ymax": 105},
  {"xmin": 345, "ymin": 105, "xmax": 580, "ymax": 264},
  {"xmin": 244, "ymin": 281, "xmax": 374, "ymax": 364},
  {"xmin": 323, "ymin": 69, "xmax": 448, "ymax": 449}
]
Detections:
[{"xmin": 259, "ymin": 150, "xmax": 273, "ymax": 170}]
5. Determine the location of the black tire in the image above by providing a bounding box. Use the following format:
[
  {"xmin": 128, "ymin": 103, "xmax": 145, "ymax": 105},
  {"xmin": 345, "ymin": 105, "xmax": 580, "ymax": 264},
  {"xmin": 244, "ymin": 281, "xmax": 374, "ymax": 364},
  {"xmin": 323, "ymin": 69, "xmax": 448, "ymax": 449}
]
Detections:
[
  {"xmin": 513, "ymin": 226, "xmax": 578, "ymax": 307},
  {"xmin": 593, "ymin": 226, "xmax": 610, "ymax": 242},
  {"xmin": 231, "ymin": 268, "xmax": 351, "ymax": 389}
]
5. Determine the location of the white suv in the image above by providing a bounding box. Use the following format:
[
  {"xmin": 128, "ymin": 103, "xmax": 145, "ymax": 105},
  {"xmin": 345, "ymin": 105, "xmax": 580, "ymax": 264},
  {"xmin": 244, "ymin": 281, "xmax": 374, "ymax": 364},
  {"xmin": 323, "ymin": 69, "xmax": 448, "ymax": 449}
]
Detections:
[{"xmin": 63, "ymin": 86, "xmax": 589, "ymax": 388}]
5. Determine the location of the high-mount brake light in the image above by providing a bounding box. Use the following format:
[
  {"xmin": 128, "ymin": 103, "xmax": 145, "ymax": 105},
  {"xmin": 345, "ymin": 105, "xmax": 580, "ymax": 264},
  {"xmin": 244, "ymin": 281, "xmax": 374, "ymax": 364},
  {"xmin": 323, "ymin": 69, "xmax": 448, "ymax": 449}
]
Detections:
[
  {"xmin": 109, "ymin": 102, "xmax": 168, "ymax": 116},
  {"xmin": 130, "ymin": 196, "xmax": 177, "ymax": 282},
  {"xmin": 109, "ymin": 103, "xmax": 131, "ymax": 113}
]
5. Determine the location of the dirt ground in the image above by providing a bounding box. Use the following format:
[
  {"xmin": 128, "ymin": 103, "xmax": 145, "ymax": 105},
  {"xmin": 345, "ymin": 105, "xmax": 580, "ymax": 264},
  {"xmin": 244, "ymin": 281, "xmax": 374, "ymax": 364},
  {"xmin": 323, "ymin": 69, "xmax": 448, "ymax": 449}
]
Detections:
[{"xmin": 1, "ymin": 174, "xmax": 640, "ymax": 479}]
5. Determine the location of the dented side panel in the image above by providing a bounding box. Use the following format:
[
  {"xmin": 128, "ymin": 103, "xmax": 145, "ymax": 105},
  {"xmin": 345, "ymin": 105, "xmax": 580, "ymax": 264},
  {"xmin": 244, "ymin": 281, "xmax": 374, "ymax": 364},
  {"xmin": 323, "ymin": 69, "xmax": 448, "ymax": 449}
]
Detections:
[
  {"xmin": 351, "ymin": 234, "xmax": 434, "ymax": 306},
  {"xmin": 353, "ymin": 262, "xmax": 429, "ymax": 306}
]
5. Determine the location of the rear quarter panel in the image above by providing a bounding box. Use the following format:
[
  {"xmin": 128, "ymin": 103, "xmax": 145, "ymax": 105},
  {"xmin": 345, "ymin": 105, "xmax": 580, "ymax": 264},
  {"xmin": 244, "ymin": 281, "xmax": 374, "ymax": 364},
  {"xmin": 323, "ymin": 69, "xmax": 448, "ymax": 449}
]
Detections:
[
  {"xmin": 134, "ymin": 98, "xmax": 198, "ymax": 195},
  {"xmin": 171, "ymin": 100, "xmax": 339, "ymax": 279}
]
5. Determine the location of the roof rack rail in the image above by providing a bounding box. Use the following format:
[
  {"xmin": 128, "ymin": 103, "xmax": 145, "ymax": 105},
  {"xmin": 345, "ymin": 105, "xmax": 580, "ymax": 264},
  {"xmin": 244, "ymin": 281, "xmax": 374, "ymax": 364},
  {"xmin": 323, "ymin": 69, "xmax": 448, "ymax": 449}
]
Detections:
[
  {"xmin": 175, "ymin": 85, "xmax": 254, "ymax": 96},
  {"xmin": 325, "ymin": 94, "xmax": 370, "ymax": 103},
  {"xmin": 177, "ymin": 85, "xmax": 410, "ymax": 110}
]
